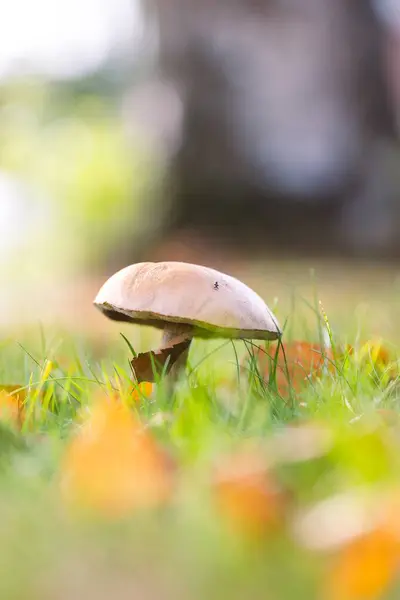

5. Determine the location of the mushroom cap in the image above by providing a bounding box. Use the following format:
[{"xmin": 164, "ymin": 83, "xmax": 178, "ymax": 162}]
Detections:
[{"xmin": 94, "ymin": 261, "xmax": 281, "ymax": 340}]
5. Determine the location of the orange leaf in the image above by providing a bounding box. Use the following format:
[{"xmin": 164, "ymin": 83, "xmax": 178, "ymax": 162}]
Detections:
[
  {"xmin": 132, "ymin": 382, "xmax": 153, "ymax": 402},
  {"xmin": 246, "ymin": 342, "xmax": 335, "ymax": 397},
  {"xmin": 213, "ymin": 448, "xmax": 288, "ymax": 539},
  {"xmin": 324, "ymin": 528, "xmax": 400, "ymax": 600},
  {"xmin": 0, "ymin": 385, "xmax": 26, "ymax": 428},
  {"xmin": 61, "ymin": 398, "xmax": 173, "ymax": 517}
]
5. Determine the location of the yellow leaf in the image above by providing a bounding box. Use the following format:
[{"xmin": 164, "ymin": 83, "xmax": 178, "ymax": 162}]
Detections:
[{"xmin": 359, "ymin": 340, "xmax": 391, "ymax": 367}]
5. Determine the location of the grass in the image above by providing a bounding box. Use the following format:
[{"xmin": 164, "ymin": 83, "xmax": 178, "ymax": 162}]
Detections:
[{"xmin": 0, "ymin": 292, "xmax": 399, "ymax": 600}]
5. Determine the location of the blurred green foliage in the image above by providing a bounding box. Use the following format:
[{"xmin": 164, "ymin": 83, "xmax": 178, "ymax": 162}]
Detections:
[{"xmin": 0, "ymin": 78, "xmax": 156, "ymax": 275}]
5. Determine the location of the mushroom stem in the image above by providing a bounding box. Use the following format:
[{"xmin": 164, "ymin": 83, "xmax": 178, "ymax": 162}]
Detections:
[
  {"xmin": 131, "ymin": 323, "xmax": 193, "ymax": 384},
  {"xmin": 161, "ymin": 323, "xmax": 193, "ymax": 346},
  {"xmin": 161, "ymin": 323, "xmax": 193, "ymax": 383}
]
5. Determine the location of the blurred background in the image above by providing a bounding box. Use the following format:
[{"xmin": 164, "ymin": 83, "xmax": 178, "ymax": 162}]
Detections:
[{"xmin": 1, "ymin": 0, "xmax": 400, "ymax": 334}]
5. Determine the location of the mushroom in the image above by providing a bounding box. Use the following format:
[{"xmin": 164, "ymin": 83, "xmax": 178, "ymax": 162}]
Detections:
[{"xmin": 93, "ymin": 261, "xmax": 281, "ymax": 383}]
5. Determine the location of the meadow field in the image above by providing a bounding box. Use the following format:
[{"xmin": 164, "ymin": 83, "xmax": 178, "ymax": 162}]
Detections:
[{"xmin": 0, "ymin": 259, "xmax": 399, "ymax": 600}]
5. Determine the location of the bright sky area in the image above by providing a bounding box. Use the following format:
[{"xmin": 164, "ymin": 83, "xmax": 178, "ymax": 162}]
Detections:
[{"xmin": 0, "ymin": 0, "xmax": 143, "ymax": 80}]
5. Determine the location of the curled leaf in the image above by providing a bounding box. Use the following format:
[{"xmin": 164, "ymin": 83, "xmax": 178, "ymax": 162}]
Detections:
[{"xmin": 131, "ymin": 333, "xmax": 192, "ymax": 383}]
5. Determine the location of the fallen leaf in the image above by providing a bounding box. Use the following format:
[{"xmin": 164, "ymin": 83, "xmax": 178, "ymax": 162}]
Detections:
[
  {"xmin": 132, "ymin": 382, "xmax": 153, "ymax": 402},
  {"xmin": 245, "ymin": 339, "xmax": 396, "ymax": 398},
  {"xmin": 0, "ymin": 385, "xmax": 26, "ymax": 428},
  {"xmin": 61, "ymin": 398, "xmax": 174, "ymax": 517},
  {"xmin": 245, "ymin": 342, "xmax": 335, "ymax": 397},
  {"xmin": 341, "ymin": 340, "xmax": 398, "ymax": 388},
  {"xmin": 359, "ymin": 341, "xmax": 391, "ymax": 366},
  {"xmin": 212, "ymin": 447, "xmax": 288, "ymax": 539},
  {"xmin": 131, "ymin": 333, "xmax": 192, "ymax": 383},
  {"xmin": 357, "ymin": 340, "xmax": 397, "ymax": 382},
  {"xmin": 324, "ymin": 528, "xmax": 400, "ymax": 600}
]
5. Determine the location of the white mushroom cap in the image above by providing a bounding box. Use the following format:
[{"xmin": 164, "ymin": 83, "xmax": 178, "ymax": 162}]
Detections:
[{"xmin": 94, "ymin": 261, "xmax": 281, "ymax": 340}]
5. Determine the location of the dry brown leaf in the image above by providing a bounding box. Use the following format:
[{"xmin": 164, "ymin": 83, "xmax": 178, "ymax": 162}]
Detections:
[{"xmin": 131, "ymin": 333, "xmax": 192, "ymax": 383}]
